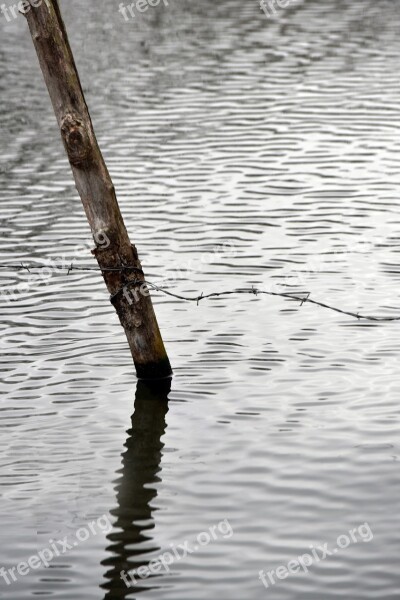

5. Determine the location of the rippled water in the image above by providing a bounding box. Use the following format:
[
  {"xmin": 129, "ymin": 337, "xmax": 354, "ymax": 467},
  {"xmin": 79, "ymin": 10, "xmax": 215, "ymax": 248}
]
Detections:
[{"xmin": 1, "ymin": 0, "xmax": 400, "ymax": 598}]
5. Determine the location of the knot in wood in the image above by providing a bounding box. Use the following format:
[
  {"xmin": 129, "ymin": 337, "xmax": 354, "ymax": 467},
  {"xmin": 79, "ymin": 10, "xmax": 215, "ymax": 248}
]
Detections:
[{"xmin": 61, "ymin": 114, "xmax": 92, "ymax": 167}]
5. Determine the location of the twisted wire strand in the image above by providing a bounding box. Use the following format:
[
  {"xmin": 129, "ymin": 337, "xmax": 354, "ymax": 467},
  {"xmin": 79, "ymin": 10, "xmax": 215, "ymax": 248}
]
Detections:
[
  {"xmin": 0, "ymin": 263, "xmax": 399, "ymax": 322},
  {"xmin": 133, "ymin": 281, "xmax": 400, "ymax": 322},
  {"xmin": 0, "ymin": 263, "xmax": 144, "ymax": 274}
]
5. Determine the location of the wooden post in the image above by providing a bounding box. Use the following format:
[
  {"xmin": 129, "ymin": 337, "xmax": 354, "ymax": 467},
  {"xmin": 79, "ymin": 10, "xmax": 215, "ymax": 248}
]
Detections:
[{"xmin": 24, "ymin": 0, "xmax": 172, "ymax": 379}]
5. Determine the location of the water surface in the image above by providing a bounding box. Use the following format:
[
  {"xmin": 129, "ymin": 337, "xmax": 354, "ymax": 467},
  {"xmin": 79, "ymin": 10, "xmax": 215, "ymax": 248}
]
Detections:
[{"xmin": 1, "ymin": 0, "xmax": 400, "ymax": 598}]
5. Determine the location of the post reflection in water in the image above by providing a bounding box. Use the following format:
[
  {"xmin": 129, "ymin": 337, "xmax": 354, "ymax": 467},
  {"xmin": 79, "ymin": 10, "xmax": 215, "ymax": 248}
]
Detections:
[{"xmin": 101, "ymin": 378, "xmax": 171, "ymax": 598}]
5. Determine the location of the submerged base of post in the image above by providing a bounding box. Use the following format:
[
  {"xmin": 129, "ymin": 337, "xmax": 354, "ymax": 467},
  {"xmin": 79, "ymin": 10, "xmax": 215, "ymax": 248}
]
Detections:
[{"xmin": 135, "ymin": 358, "xmax": 173, "ymax": 380}]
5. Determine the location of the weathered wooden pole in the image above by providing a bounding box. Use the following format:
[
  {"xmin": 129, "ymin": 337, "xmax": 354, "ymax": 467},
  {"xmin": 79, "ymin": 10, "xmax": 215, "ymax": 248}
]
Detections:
[{"xmin": 24, "ymin": 0, "xmax": 172, "ymax": 379}]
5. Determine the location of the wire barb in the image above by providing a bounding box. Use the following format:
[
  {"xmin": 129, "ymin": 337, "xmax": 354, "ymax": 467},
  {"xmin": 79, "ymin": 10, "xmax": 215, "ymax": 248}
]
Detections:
[{"xmin": 300, "ymin": 292, "xmax": 310, "ymax": 307}]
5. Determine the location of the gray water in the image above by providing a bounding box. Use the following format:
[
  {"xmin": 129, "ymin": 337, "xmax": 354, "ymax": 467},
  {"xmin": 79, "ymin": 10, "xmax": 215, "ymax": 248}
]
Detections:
[{"xmin": 1, "ymin": 0, "xmax": 400, "ymax": 598}]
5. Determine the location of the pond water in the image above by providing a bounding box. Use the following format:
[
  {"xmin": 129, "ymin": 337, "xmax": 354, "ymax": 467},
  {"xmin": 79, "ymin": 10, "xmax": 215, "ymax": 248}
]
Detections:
[{"xmin": 1, "ymin": 0, "xmax": 400, "ymax": 598}]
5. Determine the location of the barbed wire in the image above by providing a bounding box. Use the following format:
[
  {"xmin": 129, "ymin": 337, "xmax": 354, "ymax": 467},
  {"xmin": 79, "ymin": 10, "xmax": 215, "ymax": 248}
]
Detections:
[
  {"xmin": 0, "ymin": 263, "xmax": 144, "ymax": 275},
  {"xmin": 134, "ymin": 281, "xmax": 400, "ymax": 322},
  {"xmin": 0, "ymin": 263, "xmax": 399, "ymax": 322}
]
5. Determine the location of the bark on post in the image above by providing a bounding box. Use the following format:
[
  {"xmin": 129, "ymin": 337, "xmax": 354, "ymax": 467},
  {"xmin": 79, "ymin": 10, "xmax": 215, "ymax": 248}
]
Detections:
[{"xmin": 24, "ymin": 0, "xmax": 172, "ymax": 380}]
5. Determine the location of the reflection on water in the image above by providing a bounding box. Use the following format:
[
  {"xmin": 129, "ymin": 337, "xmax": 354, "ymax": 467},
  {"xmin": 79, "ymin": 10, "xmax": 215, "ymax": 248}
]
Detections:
[{"xmin": 102, "ymin": 379, "xmax": 170, "ymax": 598}]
